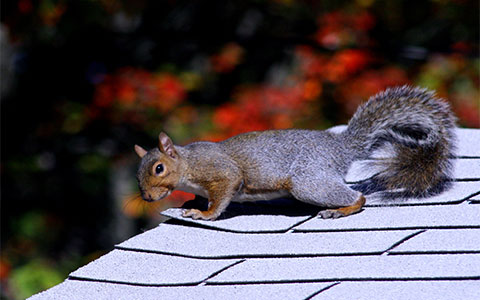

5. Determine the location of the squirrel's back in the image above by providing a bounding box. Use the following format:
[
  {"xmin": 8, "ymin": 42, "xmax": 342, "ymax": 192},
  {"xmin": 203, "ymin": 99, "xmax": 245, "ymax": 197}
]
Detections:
[{"xmin": 220, "ymin": 129, "xmax": 350, "ymax": 177}]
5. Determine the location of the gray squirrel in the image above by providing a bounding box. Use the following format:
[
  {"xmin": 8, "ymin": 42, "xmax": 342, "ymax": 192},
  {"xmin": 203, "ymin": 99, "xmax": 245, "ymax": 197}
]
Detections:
[{"xmin": 134, "ymin": 86, "xmax": 456, "ymax": 220}]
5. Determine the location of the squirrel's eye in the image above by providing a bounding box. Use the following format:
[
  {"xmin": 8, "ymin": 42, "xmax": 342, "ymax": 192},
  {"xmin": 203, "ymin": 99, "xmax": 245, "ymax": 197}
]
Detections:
[{"xmin": 155, "ymin": 164, "xmax": 164, "ymax": 175}]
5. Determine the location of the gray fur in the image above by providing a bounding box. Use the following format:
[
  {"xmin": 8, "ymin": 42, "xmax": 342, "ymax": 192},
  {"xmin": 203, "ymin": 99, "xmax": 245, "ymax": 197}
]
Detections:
[{"xmin": 170, "ymin": 128, "xmax": 363, "ymax": 211}]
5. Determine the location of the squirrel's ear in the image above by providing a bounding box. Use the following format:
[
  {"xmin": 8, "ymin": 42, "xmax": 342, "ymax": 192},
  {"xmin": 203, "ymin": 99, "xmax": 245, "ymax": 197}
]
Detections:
[
  {"xmin": 134, "ymin": 145, "xmax": 147, "ymax": 158},
  {"xmin": 158, "ymin": 132, "xmax": 177, "ymax": 159}
]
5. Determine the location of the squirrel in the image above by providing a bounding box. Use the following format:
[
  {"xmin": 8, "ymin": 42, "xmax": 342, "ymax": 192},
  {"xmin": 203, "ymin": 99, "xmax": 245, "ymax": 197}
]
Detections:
[{"xmin": 134, "ymin": 86, "xmax": 456, "ymax": 220}]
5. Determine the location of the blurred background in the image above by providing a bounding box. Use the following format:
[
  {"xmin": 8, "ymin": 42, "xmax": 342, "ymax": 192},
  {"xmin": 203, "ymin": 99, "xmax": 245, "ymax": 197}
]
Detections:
[{"xmin": 1, "ymin": 0, "xmax": 479, "ymax": 298}]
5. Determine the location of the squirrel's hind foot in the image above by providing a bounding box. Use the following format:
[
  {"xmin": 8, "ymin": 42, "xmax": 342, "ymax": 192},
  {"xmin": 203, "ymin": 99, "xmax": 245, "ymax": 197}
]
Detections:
[
  {"xmin": 318, "ymin": 194, "xmax": 366, "ymax": 219},
  {"xmin": 318, "ymin": 209, "xmax": 345, "ymax": 219}
]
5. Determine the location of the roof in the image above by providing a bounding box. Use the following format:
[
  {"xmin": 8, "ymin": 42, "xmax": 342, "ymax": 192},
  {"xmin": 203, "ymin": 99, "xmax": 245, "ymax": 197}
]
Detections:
[{"xmin": 29, "ymin": 127, "xmax": 480, "ymax": 300}]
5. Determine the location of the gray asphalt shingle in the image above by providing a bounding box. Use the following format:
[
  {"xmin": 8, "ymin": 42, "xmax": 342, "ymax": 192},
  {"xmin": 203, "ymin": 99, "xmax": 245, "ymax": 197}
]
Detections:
[
  {"xmin": 207, "ymin": 254, "xmax": 480, "ymax": 284},
  {"xmin": 365, "ymin": 181, "xmax": 480, "ymax": 205},
  {"xmin": 390, "ymin": 229, "xmax": 480, "ymax": 254},
  {"xmin": 456, "ymin": 128, "xmax": 480, "ymax": 157},
  {"xmin": 161, "ymin": 208, "xmax": 311, "ymax": 233},
  {"xmin": 117, "ymin": 223, "xmax": 418, "ymax": 258},
  {"xmin": 293, "ymin": 203, "xmax": 480, "ymax": 232},
  {"xmin": 69, "ymin": 249, "xmax": 240, "ymax": 286},
  {"xmin": 28, "ymin": 128, "xmax": 480, "ymax": 299},
  {"xmin": 312, "ymin": 281, "xmax": 480, "ymax": 300},
  {"xmin": 28, "ymin": 280, "xmax": 331, "ymax": 300}
]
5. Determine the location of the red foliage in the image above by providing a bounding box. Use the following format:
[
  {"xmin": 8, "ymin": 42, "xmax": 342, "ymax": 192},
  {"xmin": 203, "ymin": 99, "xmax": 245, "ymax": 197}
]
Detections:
[
  {"xmin": 0, "ymin": 258, "xmax": 11, "ymax": 280},
  {"xmin": 325, "ymin": 49, "xmax": 370, "ymax": 82},
  {"xmin": 117, "ymin": 81, "xmax": 137, "ymax": 105},
  {"xmin": 91, "ymin": 68, "xmax": 186, "ymax": 120},
  {"xmin": 295, "ymin": 46, "xmax": 327, "ymax": 77},
  {"xmin": 302, "ymin": 79, "xmax": 322, "ymax": 101},
  {"xmin": 453, "ymin": 97, "xmax": 480, "ymax": 128},
  {"xmin": 315, "ymin": 10, "xmax": 374, "ymax": 49},
  {"xmin": 152, "ymin": 74, "xmax": 187, "ymax": 112},
  {"xmin": 210, "ymin": 43, "xmax": 245, "ymax": 73},
  {"xmin": 39, "ymin": 1, "xmax": 66, "ymax": 27},
  {"xmin": 295, "ymin": 46, "xmax": 370, "ymax": 83},
  {"xmin": 213, "ymin": 84, "xmax": 314, "ymax": 137},
  {"xmin": 456, "ymin": 104, "xmax": 480, "ymax": 128},
  {"xmin": 352, "ymin": 11, "xmax": 376, "ymax": 31},
  {"xmin": 294, "ymin": 41, "xmax": 409, "ymax": 119},
  {"xmin": 338, "ymin": 67, "xmax": 410, "ymax": 114},
  {"xmin": 18, "ymin": 0, "xmax": 33, "ymax": 14}
]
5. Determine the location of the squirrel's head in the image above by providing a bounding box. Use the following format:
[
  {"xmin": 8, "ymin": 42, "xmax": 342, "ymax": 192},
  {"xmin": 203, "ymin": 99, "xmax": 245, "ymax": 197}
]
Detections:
[{"xmin": 134, "ymin": 132, "xmax": 183, "ymax": 202}]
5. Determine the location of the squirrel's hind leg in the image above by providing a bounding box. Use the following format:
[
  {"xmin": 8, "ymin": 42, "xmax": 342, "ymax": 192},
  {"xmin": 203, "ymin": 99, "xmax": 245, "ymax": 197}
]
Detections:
[{"xmin": 290, "ymin": 176, "xmax": 366, "ymax": 219}]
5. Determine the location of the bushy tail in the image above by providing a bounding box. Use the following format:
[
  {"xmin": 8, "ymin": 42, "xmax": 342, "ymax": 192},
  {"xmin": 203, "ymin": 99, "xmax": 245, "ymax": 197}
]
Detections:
[{"xmin": 344, "ymin": 85, "xmax": 456, "ymax": 197}]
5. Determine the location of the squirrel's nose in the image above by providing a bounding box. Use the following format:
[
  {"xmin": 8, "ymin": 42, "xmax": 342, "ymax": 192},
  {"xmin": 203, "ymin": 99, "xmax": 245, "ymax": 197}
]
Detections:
[{"xmin": 142, "ymin": 192, "xmax": 155, "ymax": 202}]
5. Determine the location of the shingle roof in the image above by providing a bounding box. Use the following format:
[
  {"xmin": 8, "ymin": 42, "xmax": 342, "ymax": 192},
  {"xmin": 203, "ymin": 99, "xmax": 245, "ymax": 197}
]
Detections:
[{"xmin": 28, "ymin": 127, "xmax": 480, "ymax": 300}]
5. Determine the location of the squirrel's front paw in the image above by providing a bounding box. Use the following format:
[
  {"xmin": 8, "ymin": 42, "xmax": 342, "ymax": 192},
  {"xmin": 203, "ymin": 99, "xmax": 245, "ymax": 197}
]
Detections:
[{"xmin": 182, "ymin": 209, "xmax": 217, "ymax": 221}]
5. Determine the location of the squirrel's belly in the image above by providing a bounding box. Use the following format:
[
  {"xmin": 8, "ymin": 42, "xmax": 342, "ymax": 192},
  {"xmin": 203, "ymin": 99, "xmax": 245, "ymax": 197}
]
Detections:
[{"xmin": 235, "ymin": 190, "xmax": 290, "ymax": 202}]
